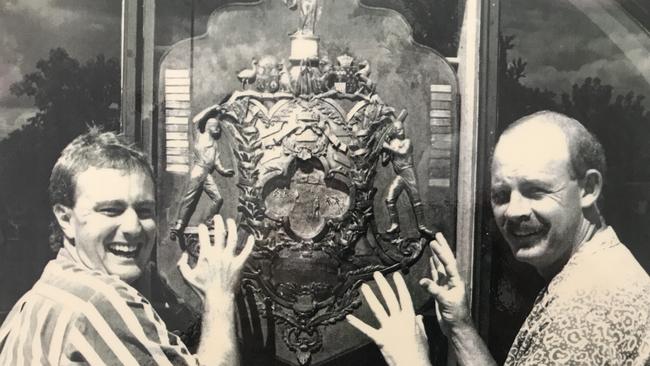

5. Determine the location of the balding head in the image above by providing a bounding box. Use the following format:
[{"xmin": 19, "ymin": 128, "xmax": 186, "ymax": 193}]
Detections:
[{"xmin": 499, "ymin": 111, "xmax": 607, "ymax": 182}]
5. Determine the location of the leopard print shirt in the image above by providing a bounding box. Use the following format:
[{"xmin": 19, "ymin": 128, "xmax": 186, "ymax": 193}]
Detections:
[{"xmin": 505, "ymin": 227, "xmax": 650, "ymax": 366}]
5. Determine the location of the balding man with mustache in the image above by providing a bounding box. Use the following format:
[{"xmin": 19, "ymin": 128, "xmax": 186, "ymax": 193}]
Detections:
[{"xmin": 347, "ymin": 111, "xmax": 650, "ymax": 366}]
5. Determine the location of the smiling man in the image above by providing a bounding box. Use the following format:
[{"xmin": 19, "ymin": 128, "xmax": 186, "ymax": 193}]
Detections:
[
  {"xmin": 489, "ymin": 112, "xmax": 606, "ymax": 279},
  {"xmin": 0, "ymin": 129, "xmax": 253, "ymax": 365},
  {"xmin": 348, "ymin": 111, "xmax": 649, "ymax": 365},
  {"xmin": 58, "ymin": 165, "xmax": 157, "ymax": 283}
]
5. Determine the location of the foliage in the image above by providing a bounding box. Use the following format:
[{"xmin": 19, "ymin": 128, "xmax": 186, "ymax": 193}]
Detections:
[{"xmin": 0, "ymin": 48, "xmax": 120, "ymax": 248}]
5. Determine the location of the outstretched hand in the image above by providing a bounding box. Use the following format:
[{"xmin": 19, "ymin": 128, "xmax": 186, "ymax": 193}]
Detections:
[
  {"xmin": 418, "ymin": 233, "xmax": 471, "ymax": 335},
  {"xmin": 177, "ymin": 215, "xmax": 254, "ymax": 303},
  {"xmin": 346, "ymin": 272, "xmax": 431, "ymax": 366}
]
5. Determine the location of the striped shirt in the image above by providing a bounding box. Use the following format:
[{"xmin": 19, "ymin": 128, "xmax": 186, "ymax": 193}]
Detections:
[{"xmin": 0, "ymin": 247, "xmax": 199, "ymax": 365}]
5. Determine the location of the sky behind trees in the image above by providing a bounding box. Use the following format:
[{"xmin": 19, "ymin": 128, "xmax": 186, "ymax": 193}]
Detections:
[{"xmin": 0, "ymin": 0, "xmax": 120, "ymax": 137}]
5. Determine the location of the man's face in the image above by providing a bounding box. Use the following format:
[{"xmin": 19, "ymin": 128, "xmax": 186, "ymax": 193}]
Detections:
[
  {"xmin": 65, "ymin": 167, "xmax": 156, "ymax": 283},
  {"xmin": 490, "ymin": 124, "xmax": 584, "ymax": 274}
]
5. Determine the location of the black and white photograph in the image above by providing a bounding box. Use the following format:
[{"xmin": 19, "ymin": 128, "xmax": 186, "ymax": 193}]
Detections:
[{"xmin": 0, "ymin": 0, "xmax": 648, "ymax": 365}]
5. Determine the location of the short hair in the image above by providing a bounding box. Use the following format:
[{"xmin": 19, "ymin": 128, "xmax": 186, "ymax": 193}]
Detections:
[
  {"xmin": 501, "ymin": 111, "xmax": 607, "ymax": 182},
  {"xmin": 48, "ymin": 128, "xmax": 155, "ymax": 250}
]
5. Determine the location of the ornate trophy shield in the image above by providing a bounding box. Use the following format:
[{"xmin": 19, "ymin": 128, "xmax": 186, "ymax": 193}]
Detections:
[{"xmin": 158, "ymin": 1, "xmax": 458, "ymax": 364}]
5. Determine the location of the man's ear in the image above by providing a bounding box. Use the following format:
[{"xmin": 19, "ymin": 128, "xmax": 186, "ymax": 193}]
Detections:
[
  {"xmin": 580, "ymin": 169, "xmax": 603, "ymax": 208},
  {"xmin": 53, "ymin": 204, "xmax": 75, "ymax": 241}
]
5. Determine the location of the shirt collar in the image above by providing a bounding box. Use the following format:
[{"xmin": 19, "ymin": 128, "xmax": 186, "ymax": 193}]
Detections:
[
  {"xmin": 56, "ymin": 244, "xmax": 121, "ymax": 281},
  {"xmin": 564, "ymin": 226, "xmax": 619, "ymax": 270}
]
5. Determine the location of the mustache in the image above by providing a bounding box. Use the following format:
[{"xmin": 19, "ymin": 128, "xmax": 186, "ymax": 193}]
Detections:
[{"xmin": 503, "ymin": 219, "xmax": 543, "ymax": 233}]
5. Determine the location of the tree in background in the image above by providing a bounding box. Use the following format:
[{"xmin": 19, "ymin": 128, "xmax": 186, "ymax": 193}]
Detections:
[{"xmin": 0, "ymin": 48, "xmax": 120, "ymax": 252}]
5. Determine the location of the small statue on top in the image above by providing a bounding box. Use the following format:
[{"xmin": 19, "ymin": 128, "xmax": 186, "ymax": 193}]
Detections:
[{"xmin": 283, "ymin": 0, "xmax": 322, "ymax": 36}]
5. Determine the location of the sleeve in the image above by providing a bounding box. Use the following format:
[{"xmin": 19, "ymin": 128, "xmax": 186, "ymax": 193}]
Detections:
[{"xmin": 62, "ymin": 293, "xmax": 200, "ymax": 366}]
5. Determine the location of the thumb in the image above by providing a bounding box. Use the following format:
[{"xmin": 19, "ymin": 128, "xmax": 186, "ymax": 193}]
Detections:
[
  {"xmin": 177, "ymin": 252, "xmax": 192, "ymax": 280},
  {"xmin": 419, "ymin": 278, "xmax": 443, "ymax": 298}
]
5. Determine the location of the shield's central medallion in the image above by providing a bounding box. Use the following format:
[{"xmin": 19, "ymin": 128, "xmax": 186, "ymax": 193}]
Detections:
[{"xmin": 264, "ymin": 159, "xmax": 350, "ymax": 240}]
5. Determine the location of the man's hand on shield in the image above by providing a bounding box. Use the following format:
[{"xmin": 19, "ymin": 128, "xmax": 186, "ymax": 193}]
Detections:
[
  {"xmin": 177, "ymin": 215, "xmax": 254, "ymax": 303},
  {"xmin": 346, "ymin": 271, "xmax": 432, "ymax": 366},
  {"xmin": 419, "ymin": 233, "xmax": 472, "ymax": 335}
]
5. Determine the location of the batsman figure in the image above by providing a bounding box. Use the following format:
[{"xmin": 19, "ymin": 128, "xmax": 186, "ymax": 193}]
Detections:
[
  {"xmin": 382, "ymin": 109, "xmax": 433, "ymax": 237},
  {"xmin": 171, "ymin": 108, "xmax": 234, "ymax": 239}
]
